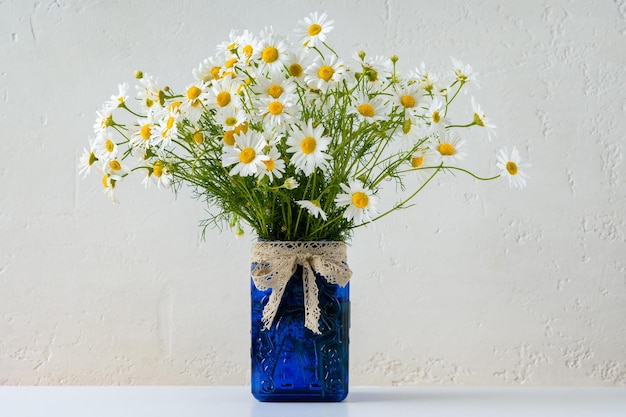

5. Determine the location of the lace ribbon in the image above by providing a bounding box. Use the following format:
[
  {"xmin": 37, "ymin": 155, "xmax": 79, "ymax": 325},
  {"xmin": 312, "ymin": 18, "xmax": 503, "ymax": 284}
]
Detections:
[{"xmin": 251, "ymin": 241, "xmax": 352, "ymax": 334}]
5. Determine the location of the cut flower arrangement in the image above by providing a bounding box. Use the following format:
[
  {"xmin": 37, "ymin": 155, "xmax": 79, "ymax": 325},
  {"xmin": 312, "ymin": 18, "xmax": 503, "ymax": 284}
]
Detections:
[
  {"xmin": 80, "ymin": 12, "xmax": 528, "ymax": 242},
  {"xmin": 80, "ymin": 12, "xmax": 529, "ymax": 402}
]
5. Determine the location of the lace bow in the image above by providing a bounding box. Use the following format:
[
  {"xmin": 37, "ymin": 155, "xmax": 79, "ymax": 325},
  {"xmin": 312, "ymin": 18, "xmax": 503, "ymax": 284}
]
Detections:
[{"xmin": 251, "ymin": 241, "xmax": 352, "ymax": 334}]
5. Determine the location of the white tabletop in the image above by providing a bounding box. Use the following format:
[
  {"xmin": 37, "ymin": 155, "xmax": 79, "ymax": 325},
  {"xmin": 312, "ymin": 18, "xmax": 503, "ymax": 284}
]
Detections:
[{"xmin": 1, "ymin": 386, "xmax": 624, "ymax": 416}]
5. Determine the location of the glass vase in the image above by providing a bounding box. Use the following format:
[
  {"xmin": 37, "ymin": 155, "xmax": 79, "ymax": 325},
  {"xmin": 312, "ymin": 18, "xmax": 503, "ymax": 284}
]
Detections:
[{"xmin": 250, "ymin": 264, "xmax": 350, "ymax": 402}]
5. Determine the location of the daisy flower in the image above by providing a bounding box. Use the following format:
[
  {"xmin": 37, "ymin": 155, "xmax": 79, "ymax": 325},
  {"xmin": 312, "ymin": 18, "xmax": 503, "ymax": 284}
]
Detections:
[
  {"xmin": 357, "ymin": 55, "xmax": 392, "ymax": 91},
  {"xmin": 143, "ymin": 160, "xmax": 173, "ymax": 189},
  {"xmin": 426, "ymin": 98, "xmax": 450, "ymax": 133},
  {"xmin": 284, "ymin": 49, "xmax": 311, "ymax": 84},
  {"xmin": 216, "ymin": 106, "xmax": 247, "ymax": 131},
  {"xmin": 193, "ymin": 56, "xmax": 224, "ymax": 83},
  {"xmin": 93, "ymin": 134, "xmax": 117, "ymax": 162},
  {"xmin": 130, "ymin": 115, "xmax": 156, "ymax": 149},
  {"xmin": 430, "ymin": 131, "xmax": 466, "ymax": 165},
  {"xmin": 207, "ymin": 75, "xmax": 241, "ymax": 110},
  {"xmin": 182, "ymin": 81, "xmax": 208, "ymax": 122},
  {"xmin": 409, "ymin": 148, "xmax": 440, "ymax": 182},
  {"xmin": 393, "ymin": 118, "xmax": 426, "ymax": 152},
  {"xmin": 305, "ymin": 55, "xmax": 345, "ymax": 92},
  {"xmin": 221, "ymin": 130, "xmax": 269, "ymax": 177},
  {"xmin": 471, "ymin": 96, "xmax": 497, "ymax": 141},
  {"xmin": 136, "ymin": 73, "xmax": 164, "ymax": 110},
  {"xmin": 393, "ymin": 82, "xmax": 424, "ymax": 120},
  {"xmin": 255, "ymin": 29, "xmax": 290, "ymax": 74},
  {"xmin": 152, "ymin": 103, "xmax": 182, "ymax": 149},
  {"xmin": 253, "ymin": 73, "xmax": 296, "ymax": 100},
  {"xmin": 349, "ymin": 93, "xmax": 391, "ymax": 123},
  {"xmin": 235, "ymin": 30, "xmax": 260, "ymax": 65},
  {"xmin": 334, "ymin": 179, "xmax": 378, "ymax": 225},
  {"xmin": 408, "ymin": 147, "xmax": 438, "ymax": 170},
  {"xmin": 286, "ymin": 120, "xmax": 332, "ymax": 175},
  {"xmin": 496, "ymin": 147, "xmax": 530, "ymax": 189},
  {"xmin": 104, "ymin": 158, "xmax": 128, "ymax": 178},
  {"xmin": 411, "ymin": 63, "xmax": 439, "ymax": 94},
  {"xmin": 106, "ymin": 83, "xmax": 129, "ymax": 109},
  {"xmin": 257, "ymin": 146, "xmax": 286, "ymax": 183},
  {"xmin": 93, "ymin": 105, "xmax": 114, "ymax": 136},
  {"xmin": 296, "ymin": 12, "xmax": 334, "ymax": 48},
  {"xmin": 101, "ymin": 172, "xmax": 121, "ymax": 204},
  {"xmin": 296, "ymin": 200, "xmax": 328, "ymax": 221},
  {"xmin": 258, "ymin": 95, "xmax": 300, "ymax": 132},
  {"xmin": 451, "ymin": 57, "xmax": 478, "ymax": 90},
  {"xmin": 78, "ymin": 137, "xmax": 98, "ymax": 178},
  {"xmin": 216, "ymin": 30, "xmax": 240, "ymax": 57}
]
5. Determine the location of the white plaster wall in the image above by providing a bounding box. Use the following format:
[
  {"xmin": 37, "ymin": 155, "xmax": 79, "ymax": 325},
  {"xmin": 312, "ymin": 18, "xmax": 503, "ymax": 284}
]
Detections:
[{"xmin": 1, "ymin": 0, "xmax": 625, "ymax": 386}]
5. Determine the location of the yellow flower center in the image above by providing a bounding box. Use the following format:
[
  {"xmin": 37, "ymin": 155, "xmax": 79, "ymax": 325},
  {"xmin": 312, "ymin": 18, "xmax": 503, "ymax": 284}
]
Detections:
[
  {"xmin": 262, "ymin": 46, "xmax": 279, "ymax": 63},
  {"xmin": 101, "ymin": 114, "xmax": 113, "ymax": 128},
  {"xmin": 223, "ymin": 130, "xmax": 236, "ymax": 146},
  {"xmin": 101, "ymin": 175, "xmax": 111, "ymax": 189},
  {"xmin": 234, "ymin": 122, "xmax": 249, "ymax": 135},
  {"xmin": 140, "ymin": 124, "xmax": 151, "ymax": 140},
  {"xmin": 473, "ymin": 112, "xmax": 485, "ymax": 127},
  {"xmin": 400, "ymin": 95, "xmax": 415, "ymax": 108},
  {"xmin": 263, "ymin": 158, "xmax": 275, "ymax": 171},
  {"xmin": 289, "ymin": 63, "xmax": 303, "ymax": 77},
  {"xmin": 88, "ymin": 151, "xmax": 97, "ymax": 166},
  {"xmin": 268, "ymin": 101, "xmax": 283, "ymax": 115},
  {"xmin": 210, "ymin": 66, "xmax": 221, "ymax": 80},
  {"xmin": 438, "ymin": 143, "xmax": 455, "ymax": 156},
  {"xmin": 168, "ymin": 101, "xmax": 182, "ymax": 113},
  {"xmin": 267, "ymin": 84, "xmax": 283, "ymax": 98},
  {"xmin": 187, "ymin": 86, "xmax": 202, "ymax": 100},
  {"xmin": 166, "ymin": 116, "xmax": 175, "ymax": 130},
  {"xmin": 300, "ymin": 137, "xmax": 317, "ymax": 154},
  {"xmin": 105, "ymin": 139, "xmax": 115, "ymax": 153},
  {"xmin": 108, "ymin": 160, "xmax": 121, "ymax": 171},
  {"xmin": 153, "ymin": 161, "xmax": 164, "ymax": 178},
  {"xmin": 308, "ymin": 23, "xmax": 323, "ymax": 36},
  {"xmin": 225, "ymin": 58, "xmax": 237, "ymax": 68},
  {"xmin": 411, "ymin": 156, "xmax": 424, "ymax": 168},
  {"xmin": 239, "ymin": 147, "xmax": 256, "ymax": 164},
  {"xmin": 193, "ymin": 132, "xmax": 204, "ymax": 144},
  {"xmin": 242, "ymin": 44, "xmax": 253, "ymax": 58},
  {"xmin": 432, "ymin": 110, "xmax": 441, "ymax": 123},
  {"xmin": 357, "ymin": 103, "xmax": 375, "ymax": 118},
  {"xmin": 318, "ymin": 65, "xmax": 334, "ymax": 82},
  {"xmin": 225, "ymin": 117, "xmax": 238, "ymax": 127},
  {"xmin": 216, "ymin": 91, "xmax": 231, "ymax": 107},
  {"xmin": 351, "ymin": 191, "xmax": 369, "ymax": 209},
  {"xmin": 506, "ymin": 161, "xmax": 518, "ymax": 175}
]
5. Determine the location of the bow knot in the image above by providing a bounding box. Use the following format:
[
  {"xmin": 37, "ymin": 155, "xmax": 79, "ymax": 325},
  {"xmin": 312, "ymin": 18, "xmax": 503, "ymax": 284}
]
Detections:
[{"xmin": 251, "ymin": 241, "xmax": 352, "ymax": 334}]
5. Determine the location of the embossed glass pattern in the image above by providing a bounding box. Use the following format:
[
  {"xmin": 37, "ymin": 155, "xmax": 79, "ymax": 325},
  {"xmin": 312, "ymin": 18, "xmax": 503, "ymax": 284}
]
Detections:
[{"xmin": 251, "ymin": 265, "xmax": 350, "ymax": 402}]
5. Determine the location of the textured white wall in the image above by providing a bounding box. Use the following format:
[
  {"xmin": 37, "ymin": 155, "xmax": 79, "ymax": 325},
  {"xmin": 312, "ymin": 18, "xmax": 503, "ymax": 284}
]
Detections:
[{"xmin": 1, "ymin": 0, "xmax": 625, "ymax": 386}]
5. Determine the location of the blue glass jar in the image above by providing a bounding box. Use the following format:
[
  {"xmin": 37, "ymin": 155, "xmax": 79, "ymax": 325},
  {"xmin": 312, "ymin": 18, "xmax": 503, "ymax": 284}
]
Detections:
[{"xmin": 251, "ymin": 264, "xmax": 350, "ymax": 402}]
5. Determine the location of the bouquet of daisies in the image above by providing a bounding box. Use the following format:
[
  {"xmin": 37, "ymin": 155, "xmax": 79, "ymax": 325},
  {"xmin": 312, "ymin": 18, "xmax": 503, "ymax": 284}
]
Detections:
[{"xmin": 80, "ymin": 12, "xmax": 528, "ymax": 242}]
